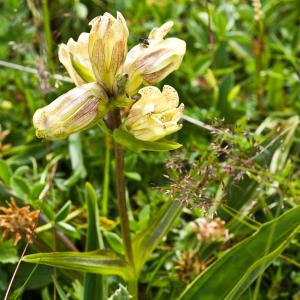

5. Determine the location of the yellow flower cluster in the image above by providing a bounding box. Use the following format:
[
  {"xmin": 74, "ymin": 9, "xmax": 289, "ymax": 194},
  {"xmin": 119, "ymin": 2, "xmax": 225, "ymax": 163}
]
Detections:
[
  {"xmin": 124, "ymin": 85, "xmax": 184, "ymax": 141},
  {"xmin": 33, "ymin": 12, "xmax": 186, "ymax": 142}
]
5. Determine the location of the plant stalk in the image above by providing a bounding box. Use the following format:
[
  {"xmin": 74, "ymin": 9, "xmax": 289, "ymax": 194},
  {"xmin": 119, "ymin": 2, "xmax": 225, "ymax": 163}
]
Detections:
[
  {"xmin": 254, "ymin": 16, "xmax": 265, "ymax": 114},
  {"xmin": 111, "ymin": 109, "xmax": 135, "ymax": 269},
  {"xmin": 128, "ymin": 280, "xmax": 138, "ymax": 300},
  {"xmin": 102, "ymin": 135, "xmax": 111, "ymax": 215},
  {"xmin": 41, "ymin": 0, "xmax": 54, "ymax": 71}
]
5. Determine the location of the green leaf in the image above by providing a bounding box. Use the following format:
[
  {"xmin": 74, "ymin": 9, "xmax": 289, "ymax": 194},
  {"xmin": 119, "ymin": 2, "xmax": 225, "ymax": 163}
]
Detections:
[
  {"xmin": 9, "ymin": 264, "xmax": 39, "ymax": 300},
  {"xmin": 10, "ymin": 176, "xmax": 30, "ymax": 200},
  {"xmin": 23, "ymin": 250, "xmax": 133, "ymax": 280},
  {"xmin": 52, "ymin": 275, "xmax": 68, "ymax": 300},
  {"xmin": 85, "ymin": 183, "xmax": 103, "ymax": 250},
  {"xmin": 178, "ymin": 206, "xmax": 300, "ymax": 300},
  {"xmin": 0, "ymin": 240, "xmax": 19, "ymax": 264},
  {"xmin": 104, "ymin": 231, "xmax": 124, "ymax": 255},
  {"xmin": 0, "ymin": 269, "xmax": 8, "ymax": 294},
  {"xmin": 56, "ymin": 222, "xmax": 81, "ymax": 239},
  {"xmin": 217, "ymin": 72, "xmax": 234, "ymax": 121},
  {"xmin": 13, "ymin": 265, "xmax": 53, "ymax": 290},
  {"xmin": 0, "ymin": 160, "xmax": 12, "ymax": 185},
  {"xmin": 269, "ymin": 115, "xmax": 299, "ymax": 173},
  {"xmin": 124, "ymin": 171, "xmax": 141, "ymax": 181},
  {"xmin": 138, "ymin": 204, "xmax": 150, "ymax": 229},
  {"xmin": 133, "ymin": 200, "xmax": 182, "ymax": 272},
  {"xmin": 64, "ymin": 133, "xmax": 87, "ymax": 188},
  {"xmin": 30, "ymin": 183, "xmax": 45, "ymax": 200},
  {"xmin": 55, "ymin": 200, "xmax": 72, "ymax": 222},
  {"xmin": 14, "ymin": 166, "xmax": 30, "ymax": 176},
  {"xmin": 84, "ymin": 182, "xmax": 107, "ymax": 300},
  {"xmin": 72, "ymin": 280, "xmax": 84, "ymax": 300},
  {"xmin": 113, "ymin": 128, "xmax": 182, "ymax": 152}
]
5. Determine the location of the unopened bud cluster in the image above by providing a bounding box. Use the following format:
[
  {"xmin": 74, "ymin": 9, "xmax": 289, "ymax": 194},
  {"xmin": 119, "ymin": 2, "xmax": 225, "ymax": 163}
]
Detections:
[{"xmin": 33, "ymin": 12, "xmax": 186, "ymax": 142}]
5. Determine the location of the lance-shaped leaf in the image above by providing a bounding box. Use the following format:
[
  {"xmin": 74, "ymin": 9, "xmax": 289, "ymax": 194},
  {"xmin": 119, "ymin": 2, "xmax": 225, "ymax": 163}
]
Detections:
[
  {"xmin": 64, "ymin": 133, "xmax": 87, "ymax": 187},
  {"xmin": 133, "ymin": 200, "xmax": 182, "ymax": 272},
  {"xmin": 113, "ymin": 128, "xmax": 182, "ymax": 152},
  {"xmin": 84, "ymin": 182, "xmax": 107, "ymax": 300},
  {"xmin": 178, "ymin": 206, "xmax": 300, "ymax": 300},
  {"xmin": 23, "ymin": 249, "xmax": 134, "ymax": 280}
]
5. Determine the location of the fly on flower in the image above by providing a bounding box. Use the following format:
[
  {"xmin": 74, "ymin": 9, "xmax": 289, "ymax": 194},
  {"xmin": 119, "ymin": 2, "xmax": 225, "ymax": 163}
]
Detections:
[
  {"xmin": 124, "ymin": 21, "xmax": 186, "ymax": 95},
  {"xmin": 33, "ymin": 12, "xmax": 186, "ymax": 145}
]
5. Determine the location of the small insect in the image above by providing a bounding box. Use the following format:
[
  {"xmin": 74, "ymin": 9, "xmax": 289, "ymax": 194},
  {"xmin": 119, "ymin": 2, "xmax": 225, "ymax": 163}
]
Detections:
[
  {"xmin": 139, "ymin": 38, "xmax": 150, "ymax": 48},
  {"xmin": 131, "ymin": 93, "xmax": 142, "ymax": 101}
]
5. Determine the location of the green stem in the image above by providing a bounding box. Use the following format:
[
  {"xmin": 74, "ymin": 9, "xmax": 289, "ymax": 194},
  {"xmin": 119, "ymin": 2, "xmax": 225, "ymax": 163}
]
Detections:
[
  {"xmin": 112, "ymin": 109, "xmax": 135, "ymax": 269},
  {"xmin": 205, "ymin": 0, "xmax": 214, "ymax": 54},
  {"xmin": 41, "ymin": 0, "xmax": 54, "ymax": 71},
  {"xmin": 254, "ymin": 18, "xmax": 265, "ymax": 114},
  {"xmin": 102, "ymin": 135, "xmax": 111, "ymax": 215},
  {"xmin": 128, "ymin": 280, "xmax": 138, "ymax": 300}
]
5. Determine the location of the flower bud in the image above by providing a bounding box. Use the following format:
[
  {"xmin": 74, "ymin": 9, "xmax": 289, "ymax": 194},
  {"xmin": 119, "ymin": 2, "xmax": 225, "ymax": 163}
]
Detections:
[
  {"xmin": 124, "ymin": 21, "xmax": 186, "ymax": 94},
  {"xmin": 124, "ymin": 85, "xmax": 184, "ymax": 141},
  {"xmin": 58, "ymin": 33, "xmax": 95, "ymax": 86},
  {"xmin": 33, "ymin": 83, "xmax": 108, "ymax": 140},
  {"xmin": 88, "ymin": 12, "xmax": 129, "ymax": 92}
]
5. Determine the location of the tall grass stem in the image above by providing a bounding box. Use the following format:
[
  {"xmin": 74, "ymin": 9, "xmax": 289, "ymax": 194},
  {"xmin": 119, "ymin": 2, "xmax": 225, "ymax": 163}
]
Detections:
[{"xmin": 41, "ymin": 0, "xmax": 54, "ymax": 71}]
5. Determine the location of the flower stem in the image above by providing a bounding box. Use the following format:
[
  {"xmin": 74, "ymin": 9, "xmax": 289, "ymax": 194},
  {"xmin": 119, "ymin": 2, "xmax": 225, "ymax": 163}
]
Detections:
[
  {"xmin": 128, "ymin": 280, "xmax": 138, "ymax": 300},
  {"xmin": 111, "ymin": 109, "xmax": 135, "ymax": 268},
  {"xmin": 102, "ymin": 135, "xmax": 111, "ymax": 215},
  {"xmin": 41, "ymin": 0, "xmax": 54, "ymax": 71}
]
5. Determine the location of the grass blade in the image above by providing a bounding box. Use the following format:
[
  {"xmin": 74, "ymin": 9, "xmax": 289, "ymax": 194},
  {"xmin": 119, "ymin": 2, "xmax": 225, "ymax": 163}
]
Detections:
[
  {"xmin": 23, "ymin": 250, "xmax": 133, "ymax": 280},
  {"xmin": 84, "ymin": 182, "xmax": 107, "ymax": 300},
  {"xmin": 133, "ymin": 200, "xmax": 182, "ymax": 272}
]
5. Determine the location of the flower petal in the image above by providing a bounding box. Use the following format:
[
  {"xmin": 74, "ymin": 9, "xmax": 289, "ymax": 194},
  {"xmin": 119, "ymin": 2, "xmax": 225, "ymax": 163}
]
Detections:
[
  {"xmin": 58, "ymin": 33, "xmax": 95, "ymax": 86},
  {"xmin": 124, "ymin": 85, "xmax": 184, "ymax": 141},
  {"xmin": 33, "ymin": 83, "xmax": 108, "ymax": 140},
  {"xmin": 124, "ymin": 22, "xmax": 186, "ymax": 94},
  {"xmin": 88, "ymin": 12, "xmax": 128, "ymax": 92}
]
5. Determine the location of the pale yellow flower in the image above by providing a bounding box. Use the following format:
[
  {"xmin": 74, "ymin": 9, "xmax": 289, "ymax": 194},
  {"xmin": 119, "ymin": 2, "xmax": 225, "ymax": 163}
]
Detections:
[
  {"xmin": 36, "ymin": 12, "xmax": 129, "ymax": 141},
  {"xmin": 124, "ymin": 21, "xmax": 186, "ymax": 94},
  {"xmin": 124, "ymin": 85, "xmax": 184, "ymax": 141},
  {"xmin": 88, "ymin": 12, "xmax": 129, "ymax": 92},
  {"xmin": 58, "ymin": 33, "xmax": 95, "ymax": 86},
  {"xmin": 33, "ymin": 13, "xmax": 186, "ymax": 141},
  {"xmin": 33, "ymin": 83, "xmax": 108, "ymax": 140}
]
